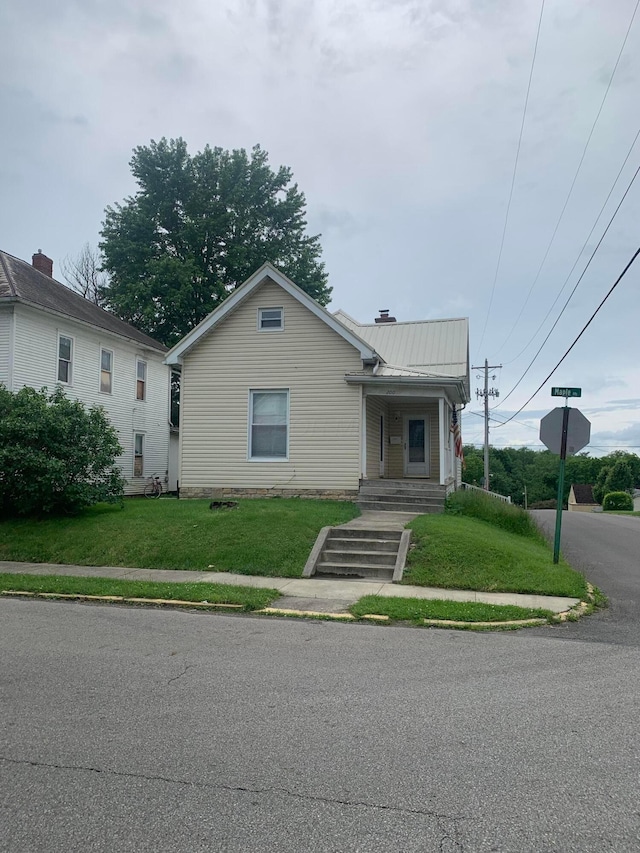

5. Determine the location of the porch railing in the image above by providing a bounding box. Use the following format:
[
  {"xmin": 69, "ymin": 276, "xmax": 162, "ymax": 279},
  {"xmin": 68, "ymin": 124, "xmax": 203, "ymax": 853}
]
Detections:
[{"xmin": 460, "ymin": 482, "xmax": 511, "ymax": 504}]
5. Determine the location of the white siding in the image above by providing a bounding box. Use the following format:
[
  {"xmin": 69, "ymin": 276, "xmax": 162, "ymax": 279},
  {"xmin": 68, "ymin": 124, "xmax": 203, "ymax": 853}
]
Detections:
[
  {"xmin": 180, "ymin": 280, "xmax": 363, "ymax": 492},
  {"xmin": 11, "ymin": 304, "xmax": 170, "ymax": 495},
  {"xmin": 0, "ymin": 308, "xmax": 12, "ymax": 388}
]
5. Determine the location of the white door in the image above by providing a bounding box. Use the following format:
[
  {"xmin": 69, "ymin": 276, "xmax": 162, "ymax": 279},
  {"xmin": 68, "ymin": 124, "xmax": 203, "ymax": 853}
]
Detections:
[{"xmin": 404, "ymin": 415, "xmax": 429, "ymax": 477}]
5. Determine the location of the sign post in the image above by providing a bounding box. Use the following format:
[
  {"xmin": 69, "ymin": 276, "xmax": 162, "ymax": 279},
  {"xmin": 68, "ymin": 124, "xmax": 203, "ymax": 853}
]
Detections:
[{"xmin": 539, "ymin": 390, "xmax": 590, "ymax": 564}]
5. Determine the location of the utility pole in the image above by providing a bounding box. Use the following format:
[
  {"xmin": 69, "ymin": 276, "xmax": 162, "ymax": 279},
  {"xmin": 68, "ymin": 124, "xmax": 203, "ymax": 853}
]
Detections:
[{"xmin": 472, "ymin": 359, "xmax": 501, "ymax": 491}]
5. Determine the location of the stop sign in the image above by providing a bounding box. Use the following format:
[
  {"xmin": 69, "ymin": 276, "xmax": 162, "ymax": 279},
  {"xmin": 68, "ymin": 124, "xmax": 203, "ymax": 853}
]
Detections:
[{"xmin": 540, "ymin": 407, "xmax": 591, "ymax": 456}]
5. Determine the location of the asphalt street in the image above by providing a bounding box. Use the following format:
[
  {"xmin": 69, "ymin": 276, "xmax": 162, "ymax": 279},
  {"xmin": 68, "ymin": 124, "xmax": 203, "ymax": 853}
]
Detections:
[
  {"xmin": 2, "ymin": 579, "xmax": 640, "ymax": 852},
  {"xmin": 532, "ymin": 510, "xmax": 640, "ymax": 646}
]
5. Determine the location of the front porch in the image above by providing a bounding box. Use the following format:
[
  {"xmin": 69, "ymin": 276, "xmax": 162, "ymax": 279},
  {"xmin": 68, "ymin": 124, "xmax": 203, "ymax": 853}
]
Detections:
[{"xmin": 360, "ymin": 389, "xmax": 460, "ymax": 489}]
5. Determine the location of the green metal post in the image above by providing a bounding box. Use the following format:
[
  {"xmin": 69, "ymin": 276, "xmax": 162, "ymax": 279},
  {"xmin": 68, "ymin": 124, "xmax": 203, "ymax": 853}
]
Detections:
[{"xmin": 553, "ymin": 405, "xmax": 570, "ymax": 564}]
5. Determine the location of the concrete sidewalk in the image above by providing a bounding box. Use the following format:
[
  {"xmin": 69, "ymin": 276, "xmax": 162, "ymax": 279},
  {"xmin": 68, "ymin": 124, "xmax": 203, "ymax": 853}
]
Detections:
[{"xmin": 0, "ymin": 560, "xmax": 581, "ymax": 614}]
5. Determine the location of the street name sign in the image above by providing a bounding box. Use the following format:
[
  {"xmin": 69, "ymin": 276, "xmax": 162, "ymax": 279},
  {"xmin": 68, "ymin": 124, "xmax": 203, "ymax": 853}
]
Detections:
[
  {"xmin": 552, "ymin": 387, "xmax": 581, "ymax": 398},
  {"xmin": 540, "ymin": 407, "xmax": 591, "ymax": 456}
]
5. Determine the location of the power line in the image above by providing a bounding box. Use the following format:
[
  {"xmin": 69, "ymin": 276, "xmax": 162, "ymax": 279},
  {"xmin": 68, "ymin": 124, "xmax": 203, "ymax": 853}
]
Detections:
[
  {"xmin": 496, "ymin": 160, "xmax": 640, "ymax": 408},
  {"xmin": 495, "ymin": 245, "xmax": 640, "ymax": 427},
  {"xmin": 502, "ymin": 124, "xmax": 640, "ymax": 367},
  {"xmin": 475, "ymin": 0, "xmax": 546, "ymax": 356},
  {"xmin": 495, "ymin": 0, "xmax": 640, "ymax": 356}
]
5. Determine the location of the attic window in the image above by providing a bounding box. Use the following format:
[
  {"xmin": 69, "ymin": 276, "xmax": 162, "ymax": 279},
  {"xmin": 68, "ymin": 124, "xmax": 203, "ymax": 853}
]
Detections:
[{"xmin": 258, "ymin": 308, "xmax": 283, "ymax": 331}]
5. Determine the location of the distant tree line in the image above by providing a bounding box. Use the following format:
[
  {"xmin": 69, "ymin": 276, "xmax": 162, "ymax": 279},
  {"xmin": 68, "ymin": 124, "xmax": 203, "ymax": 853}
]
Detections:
[{"xmin": 463, "ymin": 446, "xmax": 639, "ymax": 508}]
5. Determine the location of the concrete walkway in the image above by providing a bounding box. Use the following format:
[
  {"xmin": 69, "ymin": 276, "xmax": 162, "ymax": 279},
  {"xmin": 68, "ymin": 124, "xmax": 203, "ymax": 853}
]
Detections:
[{"xmin": 0, "ymin": 560, "xmax": 581, "ymax": 614}]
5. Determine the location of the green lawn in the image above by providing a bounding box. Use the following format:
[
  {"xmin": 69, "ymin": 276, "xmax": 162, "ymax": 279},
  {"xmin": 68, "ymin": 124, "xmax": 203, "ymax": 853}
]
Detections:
[
  {"xmin": 0, "ymin": 573, "xmax": 279, "ymax": 610},
  {"xmin": 0, "ymin": 498, "xmax": 359, "ymax": 577},
  {"xmin": 403, "ymin": 514, "xmax": 587, "ymax": 598},
  {"xmin": 350, "ymin": 594, "xmax": 555, "ymax": 625}
]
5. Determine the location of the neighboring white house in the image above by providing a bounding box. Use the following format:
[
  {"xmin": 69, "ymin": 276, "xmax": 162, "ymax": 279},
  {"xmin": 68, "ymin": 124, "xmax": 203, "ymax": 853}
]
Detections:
[
  {"xmin": 0, "ymin": 249, "xmax": 173, "ymax": 495},
  {"xmin": 164, "ymin": 262, "xmax": 470, "ymax": 500}
]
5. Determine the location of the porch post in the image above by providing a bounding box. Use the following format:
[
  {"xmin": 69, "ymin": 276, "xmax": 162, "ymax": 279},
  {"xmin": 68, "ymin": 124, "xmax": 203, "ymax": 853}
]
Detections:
[
  {"xmin": 438, "ymin": 398, "xmax": 446, "ymax": 486},
  {"xmin": 360, "ymin": 387, "xmax": 367, "ymax": 480}
]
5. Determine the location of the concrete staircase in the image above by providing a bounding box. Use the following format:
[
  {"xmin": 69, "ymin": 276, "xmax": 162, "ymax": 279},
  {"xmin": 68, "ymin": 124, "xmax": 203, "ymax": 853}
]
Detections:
[
  {"xmin": 303, "ymin": 526, "xmax": 411, "ymax": 583},
  {"xmin": 357, "ymin": 479, "xmax": 447, "ymax": 514}
]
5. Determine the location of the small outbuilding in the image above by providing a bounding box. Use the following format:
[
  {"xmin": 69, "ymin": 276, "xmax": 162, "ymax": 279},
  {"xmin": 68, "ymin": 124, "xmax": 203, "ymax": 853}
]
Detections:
[{"xmin": 568, "ymin": 484, "xmax": 599, "ymax": 513}]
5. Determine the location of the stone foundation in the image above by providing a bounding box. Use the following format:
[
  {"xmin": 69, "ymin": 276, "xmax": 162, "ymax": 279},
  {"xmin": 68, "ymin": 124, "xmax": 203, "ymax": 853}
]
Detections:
[{"xmin": 179, "ymin": 487, "xmax": 359, "ymax": 501}]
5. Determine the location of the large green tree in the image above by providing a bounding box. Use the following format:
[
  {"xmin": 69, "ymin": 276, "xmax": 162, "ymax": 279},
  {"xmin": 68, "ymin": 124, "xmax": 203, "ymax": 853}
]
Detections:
[{"xmin": 100, "ymin": 138, "xmax": 330, "ymax": 346}]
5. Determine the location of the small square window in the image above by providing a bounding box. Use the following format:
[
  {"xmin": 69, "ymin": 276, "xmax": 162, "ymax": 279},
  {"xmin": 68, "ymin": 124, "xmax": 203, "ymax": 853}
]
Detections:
[
  {"xmin": 100, "ymin": 348, "xmax": 113, "ymax": 394},
  {"xmin": 136, "ymin": 359, "xmax": 147, "ymax": 401},
  {"xmin": 258, "ymin": 308, "xmax": 283, "ymax": 331},
  {"xmin": 58, "ymin": 335, "xmax": 73, "ymax": 384}
]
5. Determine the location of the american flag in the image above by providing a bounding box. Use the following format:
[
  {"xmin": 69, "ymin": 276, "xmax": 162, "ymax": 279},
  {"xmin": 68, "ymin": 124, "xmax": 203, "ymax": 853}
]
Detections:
[{"xmin": 451, "ymin": 405, "xmax": 465, "ymax": 469}]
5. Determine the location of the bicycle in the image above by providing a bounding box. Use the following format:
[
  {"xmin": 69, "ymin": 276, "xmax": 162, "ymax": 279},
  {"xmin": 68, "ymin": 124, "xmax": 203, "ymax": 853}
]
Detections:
[{"xmin": 144, "ymin": 474, "xmax": 163, "ymax": 499}]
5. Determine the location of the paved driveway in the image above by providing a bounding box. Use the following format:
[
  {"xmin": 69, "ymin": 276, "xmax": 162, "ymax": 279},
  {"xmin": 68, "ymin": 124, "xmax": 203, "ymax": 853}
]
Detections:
[{"xmin": 532, "ymin": 510, "xmax": 640, "ymax": 646}]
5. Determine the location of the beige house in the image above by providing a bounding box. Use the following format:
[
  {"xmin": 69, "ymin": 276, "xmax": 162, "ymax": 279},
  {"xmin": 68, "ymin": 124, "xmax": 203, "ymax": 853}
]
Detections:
[
  {"xmin": 568, "ymin": 484, "xmax": 599, "ymax": 512},
  {"xmin": 165, "ymin": 263, "xmax": 470, "ymax": 500}
]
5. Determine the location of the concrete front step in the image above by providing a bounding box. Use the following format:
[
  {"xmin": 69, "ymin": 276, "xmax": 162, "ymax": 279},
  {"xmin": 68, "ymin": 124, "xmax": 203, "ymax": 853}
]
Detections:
[
  {"xmin": 322, "ymin": 548, "xmax": 397, "ymax": 567},
  {"xmin": 303, "ymin": 525, "xmax": 411, "ymax": 583},
  {"xmin": 358, "ymin": 499, "xmax": 444, "ymax": 514},
  {"xmin": 360, "ymin": 479, "xmax": 447, "ymax": 493},
  {"xmin": 314, "ymin": 562, "xmax": 395, "ymax": 581},
  {"xmin": 328, "ymin": 536, "xmax": 399, "ymax": 553},
  {"xmin": 359, "ymin": 493, "xmax": 444, "ymax": 506}
]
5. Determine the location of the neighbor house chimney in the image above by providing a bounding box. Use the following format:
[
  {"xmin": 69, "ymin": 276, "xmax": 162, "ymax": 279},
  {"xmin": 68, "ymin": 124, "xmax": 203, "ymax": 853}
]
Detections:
[
  {"xmin": 32, "ymin": 250, "xmax": 53, "ymax": 277},
  {"xmin": 374, "ymin": 309, "xmax": 396, "ymax": 323}
]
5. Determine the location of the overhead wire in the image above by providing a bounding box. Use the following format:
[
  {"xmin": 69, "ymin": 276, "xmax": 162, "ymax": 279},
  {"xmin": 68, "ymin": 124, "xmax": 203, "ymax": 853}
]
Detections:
[
  {"xmin": 501, "ymin": 124, "xmax": 640, "ymax": 367},
  {"xmin": 495, "ymin": 0, "xmax": 640, "ymax": 356},
  {"xmin": 475, "ymin": 0, "xmax": 546, "ymax": 357},
  {"xmin": 495, "ymin": 245, "xmax": 640, "ymax": 427},
  {"xmin": 495, "ymin": 160, "xmax": 640, "ymax": 408}
]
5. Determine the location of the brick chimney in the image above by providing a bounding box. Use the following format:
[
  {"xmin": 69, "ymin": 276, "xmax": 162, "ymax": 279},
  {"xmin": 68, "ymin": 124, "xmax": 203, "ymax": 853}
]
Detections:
[
  {"xmin": 32, "ymin": 250, "xmax": 53, "ymax": 277},
  {"xmin": 374, "ymin": 309, "xmax": 396, "ymax": 324}
]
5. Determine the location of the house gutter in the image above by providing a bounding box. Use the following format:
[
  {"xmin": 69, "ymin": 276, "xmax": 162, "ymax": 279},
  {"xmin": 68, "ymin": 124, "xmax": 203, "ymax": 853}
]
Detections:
[{"xmin": 345, "ymin": 373, "xmax": 469, "ymax": 403}]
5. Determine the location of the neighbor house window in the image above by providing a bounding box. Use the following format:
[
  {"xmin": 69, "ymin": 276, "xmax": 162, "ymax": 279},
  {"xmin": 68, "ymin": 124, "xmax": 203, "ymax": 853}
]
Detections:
[
  {"xmin": 249, "ymin": 390, "xmax": 289, "ymax": 460},
  {"xmin": 100, "ymin": 348, "xmax": 113, "ymax": 393},
  {"xmin": 134, "ymin": 433, "xmax": 144, "ymax": 477},
  {"xmin": 258, "ymin": 308, "xmax": 283, "ymax": 331},
  {"xmin": 136, "ymin": 359, "xmax": 147, "ymax": 400},
  {"xmin": 58, "ymin": 335, "xmax": 73, "ymax": 383}
]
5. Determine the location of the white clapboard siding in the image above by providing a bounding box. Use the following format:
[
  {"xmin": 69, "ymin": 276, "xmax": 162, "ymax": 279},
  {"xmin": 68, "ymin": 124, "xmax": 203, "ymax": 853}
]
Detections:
[
  {"xmin": 180, "ymin": 280, "xmax": 363, "ymax": 491},
  {"xmin": 0, "ymin": 308, "xmax": 12, "ymax": 387},
  {"xmin": 10, "ymin": 304, "xmax": 170, "ymax": 494}
]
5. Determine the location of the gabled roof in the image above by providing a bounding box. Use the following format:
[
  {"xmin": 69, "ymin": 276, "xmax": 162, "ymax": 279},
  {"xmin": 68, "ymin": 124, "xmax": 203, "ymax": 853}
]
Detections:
[
  {"xmin": 0, "ymin": 250, "xmax": 167, "ymax": 352},
  {"xmin": 570, "ymin": 484, "xmax": 597, "ymax": 504},
  {"xmin": 334, "ymin": 309, "xmax": 469, "ymax": 381},
  {"xmin": 164, "ymin": 262, "xmax": 379, "ymax": 365}
]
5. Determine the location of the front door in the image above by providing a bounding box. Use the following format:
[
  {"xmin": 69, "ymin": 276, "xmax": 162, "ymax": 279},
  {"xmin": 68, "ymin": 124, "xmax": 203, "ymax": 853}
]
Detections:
[{"xmin": 404, "ymin": 415, "xmax": 429, "ymax": 477}]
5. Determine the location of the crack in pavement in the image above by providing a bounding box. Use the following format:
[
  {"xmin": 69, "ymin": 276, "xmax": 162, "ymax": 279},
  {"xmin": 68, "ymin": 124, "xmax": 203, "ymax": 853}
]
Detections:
[
  {"xmin": 0, "ymin": 755, "xmax": 464, "ymax": 823},
  {"xmin": 167, "ymin": 663, "xmax": 194, "ymax": 685}
]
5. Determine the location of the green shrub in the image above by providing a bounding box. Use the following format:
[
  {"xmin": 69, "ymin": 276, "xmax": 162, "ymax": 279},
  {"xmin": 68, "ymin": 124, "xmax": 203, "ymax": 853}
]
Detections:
[
  {"xmin": 529, "ymin": 499, "xmax": 557, "ymax": 510},
  {"xmin": 0, "ymin": 385, "xmax": 125, "ymax": 517},
  {"xmin": 445, "ymin": 489, "xmax": 542, "ymax": 539},
  {"xmin": 602, "ymin": 491, "xmax": 633, "ymax": 512}
]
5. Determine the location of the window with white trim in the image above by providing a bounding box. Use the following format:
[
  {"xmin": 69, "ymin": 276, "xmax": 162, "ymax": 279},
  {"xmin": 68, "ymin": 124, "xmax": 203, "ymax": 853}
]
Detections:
[
  {"xmin": 136, "ymin": 359, "xmax": 147, "ymax": 401},
  {"xmin": 100, "ymin": 348, "xmax": 113, "ymax": 393},
  {"xmin": 58, "ymin": 335, "xmax": 73, "ymax": 384},
  {"xmin": 258, "ymin": 307, "xmax": 283, "ymax": 331},
  {"xmin": 249, "ymin": 390, "xmax": 289, "ymax": 460},
  {"xmin": 134, "ymin": 433, "xmax": 144, "ymax": 477}
]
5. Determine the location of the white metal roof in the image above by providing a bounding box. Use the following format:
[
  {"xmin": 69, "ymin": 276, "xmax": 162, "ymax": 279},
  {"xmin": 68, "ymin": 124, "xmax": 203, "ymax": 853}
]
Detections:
[{"xmin": 334, "ymin": 309, "xmax": 469, "ymax": 380}]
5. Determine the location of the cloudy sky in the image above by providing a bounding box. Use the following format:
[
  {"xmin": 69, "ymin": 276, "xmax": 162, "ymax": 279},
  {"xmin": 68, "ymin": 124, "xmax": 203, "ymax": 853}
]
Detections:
[{"xmin": 2, "ymin": 0, "xmax": 639, "ymax": 455}]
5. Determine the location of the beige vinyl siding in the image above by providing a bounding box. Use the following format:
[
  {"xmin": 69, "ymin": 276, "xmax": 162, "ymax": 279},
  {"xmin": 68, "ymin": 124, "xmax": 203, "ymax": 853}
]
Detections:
[
  {"xmin": 11, "ymin": 304, "xmax": 170, "ymax": 495},
  {"xmin": 386, "ymin": 399, "xmax": 440, "ymax": 479},
  {"xmin": 365, "ymin": 396, "xmax": 388, "ymax": 479},
  {"xmin": 179, "ymin": 280, "xmax": 363, "ymax": 491}
]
